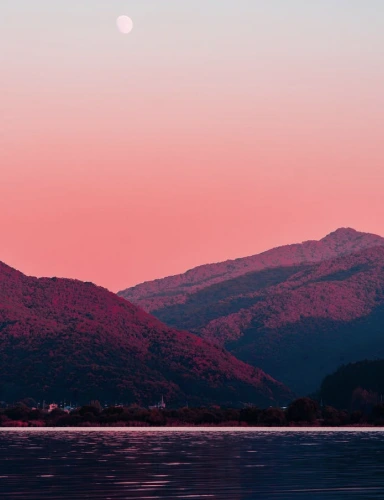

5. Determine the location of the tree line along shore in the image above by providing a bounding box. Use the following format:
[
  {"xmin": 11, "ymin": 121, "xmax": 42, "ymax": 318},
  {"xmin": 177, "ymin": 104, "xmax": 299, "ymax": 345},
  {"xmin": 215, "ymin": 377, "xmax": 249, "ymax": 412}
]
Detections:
[{"xmin": 1, "ymin": 397, "xmax": 384, "ymax": 428}]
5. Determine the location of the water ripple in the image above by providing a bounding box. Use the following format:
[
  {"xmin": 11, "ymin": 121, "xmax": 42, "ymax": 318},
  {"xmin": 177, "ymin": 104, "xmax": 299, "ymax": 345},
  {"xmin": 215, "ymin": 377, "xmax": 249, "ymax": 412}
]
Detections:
[{"xmin": 0, "ymin": 429, "xmax": 384, "ymax": 499}]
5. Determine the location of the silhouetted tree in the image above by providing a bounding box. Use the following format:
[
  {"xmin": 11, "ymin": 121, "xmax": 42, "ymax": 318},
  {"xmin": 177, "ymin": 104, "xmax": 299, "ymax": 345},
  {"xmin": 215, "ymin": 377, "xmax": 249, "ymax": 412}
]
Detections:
[
  {"xmin": 286, "ymin": 398, "xmax": 319, "ymax": 423},
  {"xmin": 78, "ymin": 405, "xmax": 101, "ymax": 417},
  {"xmin": 90, "ymin": 400, "xmax": 102, "ymax": 412},
  {"xmin": 239, "ymin": 407, "xmax": 261, "ymax": 425},
  {"xmin": 351, "ymin": 387, "xmax": 378, "ymax": 414},
  {"xmin": 372, "ymin": 404, "xmax": 384, "ymax": 425},
  {"xmin": 4, "ymin": 404, "xmax": 30, "ymax": 421},
  {"xmin": 259, "ymin": 407, "xmax": 286, "ymax": 426}
]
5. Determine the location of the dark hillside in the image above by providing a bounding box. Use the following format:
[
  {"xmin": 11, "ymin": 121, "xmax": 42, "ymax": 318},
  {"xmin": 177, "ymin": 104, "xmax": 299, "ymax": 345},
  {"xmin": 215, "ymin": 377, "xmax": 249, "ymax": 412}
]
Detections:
[
  {"xmin": 0, "ymin": 261, "xmax": 291, "ymax": 406},
  {"xmin": 319, "ymin": 360, "xmax": 384, "ymax": 410}
]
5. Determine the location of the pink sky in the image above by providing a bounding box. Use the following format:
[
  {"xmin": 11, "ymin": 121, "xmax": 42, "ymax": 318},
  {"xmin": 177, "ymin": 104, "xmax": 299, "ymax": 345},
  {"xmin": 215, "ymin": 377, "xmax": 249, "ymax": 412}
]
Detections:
[{"xmin": 1, "ymin": 1, "xmax": 384, "ymax": 291}]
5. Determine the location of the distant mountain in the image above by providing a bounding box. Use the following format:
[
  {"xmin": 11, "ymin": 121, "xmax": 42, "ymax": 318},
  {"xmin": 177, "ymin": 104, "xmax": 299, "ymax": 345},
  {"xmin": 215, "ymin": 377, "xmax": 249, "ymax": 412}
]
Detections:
[
  {"xmin": 118, "ymin": 229, "xmax": 384, "ymax": 395},
  {"xmin": 208, "ymin": 246, "xmax": 384, "ymax": 394},
  {"xmin": 0, "ymin": 261, "xmax": 291, "ymax": 407},
  {"xmin": 119, "ymin": 228, "xmax": 384, "ymax": 312}
]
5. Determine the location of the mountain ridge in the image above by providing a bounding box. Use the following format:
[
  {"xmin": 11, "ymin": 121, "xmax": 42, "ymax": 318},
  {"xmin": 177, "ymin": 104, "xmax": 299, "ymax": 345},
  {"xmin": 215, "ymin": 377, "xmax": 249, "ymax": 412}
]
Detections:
[{"xmin": 119, "ymin": 228, "xmax": 384, "ymax": 312}]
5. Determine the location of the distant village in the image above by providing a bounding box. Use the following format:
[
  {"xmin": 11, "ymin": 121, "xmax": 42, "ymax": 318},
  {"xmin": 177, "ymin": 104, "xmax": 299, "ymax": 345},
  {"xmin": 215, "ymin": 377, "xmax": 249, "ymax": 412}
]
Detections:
[{"xmin": 0, "ymin": 396, "xmax": 168, "ymax": 413}]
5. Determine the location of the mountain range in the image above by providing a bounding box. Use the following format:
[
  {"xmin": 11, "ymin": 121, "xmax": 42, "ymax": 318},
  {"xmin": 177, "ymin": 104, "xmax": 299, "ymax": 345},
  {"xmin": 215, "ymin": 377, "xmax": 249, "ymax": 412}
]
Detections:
[
  {"xmin": 0, "ymin": 261, "xmax": 291, "ymax": 406},
  {"xmin": 2, "ymin": 227, "xmax": 383, "ymax": 407},
  {"xmin": 119, "ymin": 228, "xmax": 384, "ymax": 394}
]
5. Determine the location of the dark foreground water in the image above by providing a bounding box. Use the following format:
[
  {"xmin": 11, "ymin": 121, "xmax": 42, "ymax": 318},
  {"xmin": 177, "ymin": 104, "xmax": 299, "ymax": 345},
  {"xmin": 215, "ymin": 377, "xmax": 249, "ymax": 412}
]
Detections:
[{"xmin": 1, "ymin": 428, "xmax": 384, "ymax": 499}]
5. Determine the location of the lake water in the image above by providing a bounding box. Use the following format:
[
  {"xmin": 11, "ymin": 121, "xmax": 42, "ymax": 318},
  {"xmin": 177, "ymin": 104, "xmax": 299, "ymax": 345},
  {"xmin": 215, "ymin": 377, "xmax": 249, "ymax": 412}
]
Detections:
[{"xmin": 1, "ymin": 428, "xmax": 384, "ymax": 499}]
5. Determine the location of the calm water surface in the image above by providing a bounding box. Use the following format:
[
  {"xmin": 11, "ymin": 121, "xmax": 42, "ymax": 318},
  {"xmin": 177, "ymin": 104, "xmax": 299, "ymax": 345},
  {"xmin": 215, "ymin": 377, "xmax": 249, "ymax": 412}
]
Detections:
[{"xmin": 1, "ymin": 428, "xmax": 384, "ymax": 499}]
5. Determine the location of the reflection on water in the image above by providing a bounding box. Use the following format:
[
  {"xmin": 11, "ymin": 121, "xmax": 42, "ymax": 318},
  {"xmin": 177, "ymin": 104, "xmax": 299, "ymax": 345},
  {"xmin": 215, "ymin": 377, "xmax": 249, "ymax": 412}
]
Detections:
[{"xmin": 1, "ymin": 429, "xmax": 384, "ymax": 499}]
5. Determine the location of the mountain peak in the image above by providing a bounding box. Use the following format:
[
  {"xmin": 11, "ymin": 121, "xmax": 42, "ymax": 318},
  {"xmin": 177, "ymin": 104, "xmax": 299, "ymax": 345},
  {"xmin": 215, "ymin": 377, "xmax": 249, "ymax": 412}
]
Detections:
[
  {"xmin": 321, "ymin": 227, "xmax": 359, "ymax": 240},
  {"xmin": 326, "ymin": 227, "xmax": 358, "ymax": 235},
  {"xmin": 320, "ymin": 227, "xmax": 384, "ymax": 248}
]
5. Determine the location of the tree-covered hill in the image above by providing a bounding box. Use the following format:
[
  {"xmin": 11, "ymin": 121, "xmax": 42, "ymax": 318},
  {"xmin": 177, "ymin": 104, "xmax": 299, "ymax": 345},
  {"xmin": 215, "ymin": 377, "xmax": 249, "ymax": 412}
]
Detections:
[
  {"xmin": 319, "ymin": 359, "xmax": 384, "ymax": 410},
  {"xmin": 0, "ymin": 261, "xmax": 291, "ymax": 407}
]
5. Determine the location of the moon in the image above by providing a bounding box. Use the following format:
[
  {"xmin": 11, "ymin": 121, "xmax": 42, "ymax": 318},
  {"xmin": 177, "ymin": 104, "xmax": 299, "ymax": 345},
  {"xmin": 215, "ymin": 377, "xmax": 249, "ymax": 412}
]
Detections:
[{"xmin": 117, "ymin": 15, "xmax": 133, "ymax": 34}]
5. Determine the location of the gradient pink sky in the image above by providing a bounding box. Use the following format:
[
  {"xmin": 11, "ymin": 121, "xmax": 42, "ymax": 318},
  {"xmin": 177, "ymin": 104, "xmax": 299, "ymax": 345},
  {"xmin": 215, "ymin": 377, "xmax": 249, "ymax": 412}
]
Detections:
[{"xmin": 1, "ymin": 1, "xmax": 384, "ymax": 291}]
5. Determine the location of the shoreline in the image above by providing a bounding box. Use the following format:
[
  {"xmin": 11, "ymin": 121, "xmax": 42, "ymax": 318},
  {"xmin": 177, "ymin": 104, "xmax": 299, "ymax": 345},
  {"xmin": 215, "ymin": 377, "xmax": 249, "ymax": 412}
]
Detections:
[{"xmin": 0, "ymin": 426, "xmax": 383, "ymax": 432}]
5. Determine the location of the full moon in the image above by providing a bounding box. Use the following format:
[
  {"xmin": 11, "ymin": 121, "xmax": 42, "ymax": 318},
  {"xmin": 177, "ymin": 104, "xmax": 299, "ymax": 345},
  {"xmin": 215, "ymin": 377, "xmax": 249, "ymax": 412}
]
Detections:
[{"xmin": 117, "ymin": 15, "xmax": 133, "ymax": 34}]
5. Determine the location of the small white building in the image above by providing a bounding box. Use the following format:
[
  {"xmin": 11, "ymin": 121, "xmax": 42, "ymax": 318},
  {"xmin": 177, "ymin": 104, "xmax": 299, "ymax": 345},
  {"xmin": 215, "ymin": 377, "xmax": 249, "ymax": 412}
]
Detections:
[{"xmin": 149, "ymin": 396, "xmax": 166, "ymax": 410}]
